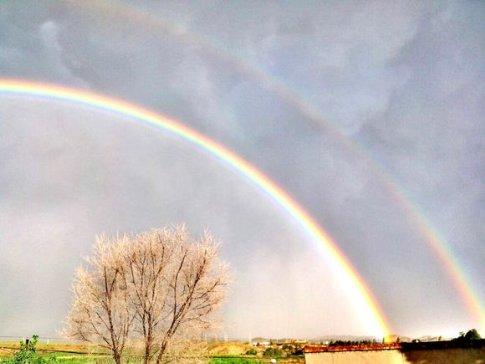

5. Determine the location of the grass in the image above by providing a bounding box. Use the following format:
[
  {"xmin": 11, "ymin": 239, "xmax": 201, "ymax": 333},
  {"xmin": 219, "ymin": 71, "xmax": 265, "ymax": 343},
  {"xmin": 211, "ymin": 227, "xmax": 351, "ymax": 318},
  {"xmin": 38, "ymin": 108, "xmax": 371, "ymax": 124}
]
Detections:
[
  {"xmin": 210, "ymin": 356, "xmax": 304, "ymax": 363},
  {"xmin": 210, "ymin": 358, "xmax": 263, "ymax": 364},
  {"xmin": 0, "ymin": 341, "xmax": 304, "ymax": 363},
  {"xmin": 0, "ymin": 340, "xmax": 110, "ymax": 363}
]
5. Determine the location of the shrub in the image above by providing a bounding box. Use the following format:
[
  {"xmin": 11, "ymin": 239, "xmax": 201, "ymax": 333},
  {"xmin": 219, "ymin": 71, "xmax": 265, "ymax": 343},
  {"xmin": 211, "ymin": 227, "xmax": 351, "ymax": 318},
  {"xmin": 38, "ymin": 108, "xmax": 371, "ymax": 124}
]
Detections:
[
  {"xmin": 292, "ymin": 346, "xmax": 304, "ymax": 356},
  {"xmin": 262, "ymin": 347, "xmax": 282, "ymax": 358},
  {"xmin": 2, "ymin": 335, "xmax": 50, "ymax": 364},
  {"xmin": 245, "ymin": 348, "xmax": 257, "ymax": 355}
]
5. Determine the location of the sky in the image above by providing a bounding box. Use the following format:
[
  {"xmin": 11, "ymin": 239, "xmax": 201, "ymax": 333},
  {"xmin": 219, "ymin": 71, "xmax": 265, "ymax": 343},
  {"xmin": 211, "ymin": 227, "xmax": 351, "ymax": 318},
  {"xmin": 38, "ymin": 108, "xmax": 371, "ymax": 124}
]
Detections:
[{"xmin": 0, "ymin": 0, "xmax": 483, "ymax": 339}]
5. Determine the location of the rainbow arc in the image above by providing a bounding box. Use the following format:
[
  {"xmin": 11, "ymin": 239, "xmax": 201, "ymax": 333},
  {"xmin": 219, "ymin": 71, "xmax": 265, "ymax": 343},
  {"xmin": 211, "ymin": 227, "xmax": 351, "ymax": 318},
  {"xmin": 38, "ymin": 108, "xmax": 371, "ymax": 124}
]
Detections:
[{"xmin": 0, "ymin": 79, "xmax": 391, "ymax": 337}]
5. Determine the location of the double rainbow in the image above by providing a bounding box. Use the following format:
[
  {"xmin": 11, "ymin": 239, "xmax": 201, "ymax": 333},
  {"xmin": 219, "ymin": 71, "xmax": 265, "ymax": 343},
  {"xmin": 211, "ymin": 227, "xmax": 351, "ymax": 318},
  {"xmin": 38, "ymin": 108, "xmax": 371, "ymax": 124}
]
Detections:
[{"xmin": 70, "ymin": 0, "xmax": 484, "ymax": 332}]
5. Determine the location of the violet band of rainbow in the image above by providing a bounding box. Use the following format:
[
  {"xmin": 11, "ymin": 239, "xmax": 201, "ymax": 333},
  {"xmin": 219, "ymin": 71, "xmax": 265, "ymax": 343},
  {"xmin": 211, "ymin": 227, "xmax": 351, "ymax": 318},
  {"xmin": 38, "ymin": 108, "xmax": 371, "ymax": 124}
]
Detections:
[{"xmin": 0, "ymin": 78, "xmax": 391, "ymax": 337}]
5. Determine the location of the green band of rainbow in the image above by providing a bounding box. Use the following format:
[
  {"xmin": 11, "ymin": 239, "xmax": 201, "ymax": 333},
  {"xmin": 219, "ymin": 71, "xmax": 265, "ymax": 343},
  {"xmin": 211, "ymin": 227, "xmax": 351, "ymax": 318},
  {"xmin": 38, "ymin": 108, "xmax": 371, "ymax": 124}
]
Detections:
[{"xmin": 0, "ymin": 79, "xmax": 390, "ymax": 336}]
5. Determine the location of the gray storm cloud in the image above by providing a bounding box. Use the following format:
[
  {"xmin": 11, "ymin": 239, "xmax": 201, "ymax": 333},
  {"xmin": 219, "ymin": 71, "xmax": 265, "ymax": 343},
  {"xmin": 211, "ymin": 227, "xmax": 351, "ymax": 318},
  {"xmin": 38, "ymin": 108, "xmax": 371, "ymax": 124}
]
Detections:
[
  {"xmin": 0, "ymin": 0, "xmax": 483, "ymax": 338},
  {"xmin": 39, "ymin": 21, "xmax": 73, "ymax": 81}
]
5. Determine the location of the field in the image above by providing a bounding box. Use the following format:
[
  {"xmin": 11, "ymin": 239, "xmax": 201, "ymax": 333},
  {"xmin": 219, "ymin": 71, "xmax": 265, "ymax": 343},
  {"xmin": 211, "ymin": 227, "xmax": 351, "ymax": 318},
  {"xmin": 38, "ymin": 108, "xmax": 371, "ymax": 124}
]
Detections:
[
  {"xmin": 0, "ymin": 341, "xmax": 109, "ymax": 363},
  {"xmin": 0, "ymin": 341, "xmax": 304, "ymax": 363}
]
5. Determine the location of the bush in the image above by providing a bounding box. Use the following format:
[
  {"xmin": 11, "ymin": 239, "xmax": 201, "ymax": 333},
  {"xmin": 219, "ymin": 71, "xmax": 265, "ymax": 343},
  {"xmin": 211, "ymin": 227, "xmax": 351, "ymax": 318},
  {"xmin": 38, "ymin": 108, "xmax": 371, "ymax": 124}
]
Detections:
[
  {"xmin": 262, "ymin": 347, "xmax": 282, "ymax": 358},
  {"xmin": 1, "ymin": 335, "xmax": 51, "ymax": 364},
  {"xmin": 292, "ymin": 346, "xmax": 304, "ymax": 356},
  {"xmin": 245, "ymin": 348, "xmax": 257, "ymax": 355}
]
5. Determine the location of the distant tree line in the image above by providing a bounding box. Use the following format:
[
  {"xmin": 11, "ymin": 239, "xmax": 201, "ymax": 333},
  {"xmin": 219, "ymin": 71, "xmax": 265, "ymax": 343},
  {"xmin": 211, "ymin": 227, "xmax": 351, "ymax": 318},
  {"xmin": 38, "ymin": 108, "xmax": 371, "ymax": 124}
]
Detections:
[
  {"xmin": 328, "ymin": 339, "xmax": 377, "ymax": 346},
  {"xmin": 400, "ymin": 329, "xmax": 483, "ymax": 351},
  {"xmin": 452, "ymin": 329, "xmax": 481, "ymax": 342}
]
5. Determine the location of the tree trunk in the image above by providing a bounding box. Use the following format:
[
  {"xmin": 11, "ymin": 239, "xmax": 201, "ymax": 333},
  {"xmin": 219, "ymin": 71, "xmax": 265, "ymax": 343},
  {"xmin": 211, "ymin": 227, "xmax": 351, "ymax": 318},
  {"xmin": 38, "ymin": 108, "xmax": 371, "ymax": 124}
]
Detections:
[
  {"xmin": 113, "ymin": 351, "xmax": 122, "ymax": 364},
  {"xmin": 143, "ymin": 334, "xmax": 152, "ymax": 364},
  {"xmin": 155, "ymin": 340, "xmax": 169, "ymax": 364}
]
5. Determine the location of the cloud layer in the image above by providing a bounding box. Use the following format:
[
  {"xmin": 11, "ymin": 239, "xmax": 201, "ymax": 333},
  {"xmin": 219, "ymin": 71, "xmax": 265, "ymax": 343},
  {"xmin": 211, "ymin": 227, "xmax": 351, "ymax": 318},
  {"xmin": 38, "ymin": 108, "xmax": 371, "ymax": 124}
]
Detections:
[{"xmin": 0, "ymin": 0, "xmax": 483, "ymax": 338}]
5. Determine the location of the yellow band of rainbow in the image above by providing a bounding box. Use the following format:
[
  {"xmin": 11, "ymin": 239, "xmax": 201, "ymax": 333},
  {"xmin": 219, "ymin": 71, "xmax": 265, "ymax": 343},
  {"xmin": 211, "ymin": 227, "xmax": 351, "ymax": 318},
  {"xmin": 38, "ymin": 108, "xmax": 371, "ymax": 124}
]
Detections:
[{"xmin": 0, "ymin": 78, "xmax": 390, "ymax": 336}]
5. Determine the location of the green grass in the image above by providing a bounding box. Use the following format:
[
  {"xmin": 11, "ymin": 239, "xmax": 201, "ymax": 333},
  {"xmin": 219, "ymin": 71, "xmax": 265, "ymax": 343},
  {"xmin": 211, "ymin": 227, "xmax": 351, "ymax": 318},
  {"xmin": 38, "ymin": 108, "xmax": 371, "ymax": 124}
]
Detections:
[
  {"xmin": 210, "ymin": 358, "xmax": 263, "ymax": 364},
  {"xmin": 0, "ymin": 353, "xmax": 110, "ymax": 363},
  {"xmin": 0, "ymin": 340, "xmax": 304, "ymax": 363}
]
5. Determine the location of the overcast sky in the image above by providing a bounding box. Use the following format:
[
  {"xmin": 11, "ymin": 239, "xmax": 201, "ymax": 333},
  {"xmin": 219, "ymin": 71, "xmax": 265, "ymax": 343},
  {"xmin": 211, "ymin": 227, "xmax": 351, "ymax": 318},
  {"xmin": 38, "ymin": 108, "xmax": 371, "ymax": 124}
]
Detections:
[{"xmin": 0, "ymin": 0, "xmax": 483, "ymax": 339}]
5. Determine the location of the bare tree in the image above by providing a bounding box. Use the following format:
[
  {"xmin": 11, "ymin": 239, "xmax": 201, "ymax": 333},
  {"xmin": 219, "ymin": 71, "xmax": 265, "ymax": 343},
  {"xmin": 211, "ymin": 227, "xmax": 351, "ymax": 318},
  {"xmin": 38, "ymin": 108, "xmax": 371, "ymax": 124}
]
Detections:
[
  {"xmin": 64, "ymin": 226, "xmax": 229, "ymax": 363},
  {"xmin": 122, "ymin": 229, "xmax": 177, "ymax": 363},
  {"xmin": 155, "ymin": 228, "xmax": 228, "ymax": 363},
  {"xmin": 124, "ymin": 226, "xmax": 228, "ymax": 363},
  {"xmin": 63, "ymin": 235, "xmax": 134, "ymax": 364}
]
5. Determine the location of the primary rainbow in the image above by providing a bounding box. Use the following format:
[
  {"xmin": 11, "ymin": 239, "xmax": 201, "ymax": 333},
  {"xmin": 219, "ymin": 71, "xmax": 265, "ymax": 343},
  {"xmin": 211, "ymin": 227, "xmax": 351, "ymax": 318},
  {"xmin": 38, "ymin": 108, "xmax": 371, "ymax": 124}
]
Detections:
[{"xmin": 0, "ymin": 78, "xmax": 390, "ymax": 336}]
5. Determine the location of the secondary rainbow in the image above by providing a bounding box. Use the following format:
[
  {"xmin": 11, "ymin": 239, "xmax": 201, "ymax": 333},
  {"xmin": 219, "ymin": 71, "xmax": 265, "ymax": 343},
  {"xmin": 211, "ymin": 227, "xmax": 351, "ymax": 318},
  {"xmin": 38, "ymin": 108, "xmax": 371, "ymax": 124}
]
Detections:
[{"xmin": 0, "ymin": 78, "xmax": 390, "ymax": 336}]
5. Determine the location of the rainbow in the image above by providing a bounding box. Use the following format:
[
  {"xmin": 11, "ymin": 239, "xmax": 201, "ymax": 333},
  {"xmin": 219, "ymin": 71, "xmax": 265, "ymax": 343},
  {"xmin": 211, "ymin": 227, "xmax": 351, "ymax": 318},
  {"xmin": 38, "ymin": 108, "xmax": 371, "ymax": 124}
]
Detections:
[
  {"xmin": 70, "ymin": 0, "xmax": 484, "ymax": 332},
  {"xmin": 0, "ymin": 79, "xmax": 390, "ymax": 336}
]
